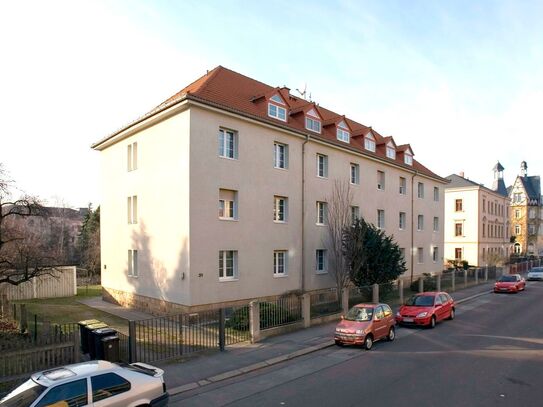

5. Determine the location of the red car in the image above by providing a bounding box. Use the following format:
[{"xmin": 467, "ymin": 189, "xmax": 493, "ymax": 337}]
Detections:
[
  {"xmin": 335, "ymin": 303, "xmax": 396, "ymax": 350},
  {"xmin": 494, "ymin": 274, "xmax": 526, "ymax": 293},
  {"xmin": 396, "ymin": 292, "xmax": 455, "ymax": 328}
]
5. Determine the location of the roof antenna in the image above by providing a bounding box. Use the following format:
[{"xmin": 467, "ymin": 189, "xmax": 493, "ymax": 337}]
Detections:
[{"xmin": 295, "ymin": 84, "xmax": 308, "ymax": 100}]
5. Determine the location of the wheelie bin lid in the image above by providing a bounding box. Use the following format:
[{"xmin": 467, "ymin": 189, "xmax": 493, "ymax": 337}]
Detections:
[
  {"xmin": 93, "ymin": 327, "xmax": 117, "ymax": 335},
  {"xmin": 78, "ymin": 319, "xmax": 101, "ymax": 326},
  {"xmin": 87, "ymin": 322, "xmax": 108, "ymax": 330}
]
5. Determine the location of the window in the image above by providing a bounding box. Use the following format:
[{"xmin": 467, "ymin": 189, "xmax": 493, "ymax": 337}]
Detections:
[
  {"xmin": 482, "ymin": 247, "xmax": 486, "ymax": 261},
  {"xmin": 219, "ymin": 189, "xmax": 237, "ymax": 220},
  {"xmin": 219, "ymin": 250, "xmax": 238, "ymax": 280},
  {"xmin": 306, "ymin": 117, "xmax": 321, "ymax": 133},
  {"xmin": 386, "ymin": 145, "xmax": 396, "ymax": 159},
  {"xmin": 316, "ymin": 249, "xmax": 327, "ymax": 273},
  {"xmin": 482, "ymin": 199, "xmax": 486, "ymax": 212},
  {"xmin": 433, "ymin": 187, "xmax": 439, "ymax": 202},
  {"xmin": 350, "ymin": 163, "xmax": 360, "ymax": 185},
  {"xmin": 273, "ymin": 251, "xmax": 287, "ymax": 276},
  {"xmin": 528, "ymin": 224, "xmax": 536, "ymax": 235},
  {"xmin": 528, "ymin": 243, "xmax": 535, "ymax": 254},
  {"xmin": 513, "ymin": 193, "xmax": 522, "ymax": 203},
  {"xmin": 351, "ymin": 206, "xmax": 360, "ymax": 223},
  {"xmin": 455, "ymin": 248, "xmax": 462, "ymax": 260},
  {"xmin": 128, "ymin": 249, "xmax": 138, "ymax": 277},
  {"xmin": 417, "ymin": 215, "xmax": 424, "ymax": 231},
  {"xmin": 455, "ymin": 222, "xmax": 463, "ymax": 237},
  {"xmin": 365, "ymin": 136, "xmax": 376, "ymax": 152},
  {"xmin": 316, "ymin": 201, "xmax": 328, "ymax": 225},
  {"xmin": 417, "ymin": 182, "xmax": 424, "ymax": 198},
  {"xmin": 417, "ymin": 247, "xmax": 424, "ymax": 264},
  {"xmin": 404, "ymin": 153, "xmax": 413, "ymax": 165},
  {"xmin": 377, "ymin": 170, "xmax": 385, "ymax": 190},
  {"xmin": 377, "ymin": 209, "xmax": 385, "ymax": 229},
  {"xmin": 433, "ymin": 216, "xmax": 439, "ymax": 232},
  {"xmin": 399, "ymin": 177, "xmax": 407, "ymax": 195},
  {"xmin": 337, "ymin": 128, "xmax": 350, "ymax": 143},
  {"xmin": 127, "ymin": 195, "xmax": 137, "ymax": 224},
  {"xmin": 515, "ymin": 224, "xmax": 521, "ymax": 235},
  {"xmin": 455, "ymin": 199, "xmax": 463, "ymax": 212},
  {"xmin": 218, "ymin": 128, "xmax": 237, "ymax": 159},
  {"xmin": 36, "ymin": 379, "xmax": 87, "ymax": 407},
  {"xmin": 92, "ymin": 373, "xmax": 131, "ymax": 402},
  {"xmin": 268, "ymin": 97, "xmax": 287, "ymax": 121},
  {"xmin": 316, "ymin": 154, "xmax": 328, "ymax": 178},
  {"xmin": 399, "ymin": 248, "xmax": 405, "ymax": 259},
  {"xmin": 515, "ymin": 209, "xmax": 521, "ymax": 219},
  {"xmin": 514, "ymin": 243, "xmax": 521, "ymax": 254},
  {"xmin": 432, "ymin": 246, "xmax": 438, "ymax": 263},
  {"xmin": 274, "ymin": 142, "xmax": 288, "ymax": 169},
  {"xmin": 127, "ymin": 142, "xmax": 137, "ymax": 171},
  {"xmin": 399, "ymin": 212, "xmax": 406, "ymax": 230},
  {"xmin": 274, "ymin": 196, "xmax": 287, "ymax": 222},
  {"xmin": 529, "ymin": 208, "xmax": 536, "ymax": 219}
]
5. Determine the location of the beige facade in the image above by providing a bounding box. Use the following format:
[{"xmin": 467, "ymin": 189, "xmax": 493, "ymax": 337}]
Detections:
[
  {"xmin": 94, "ymin": 68, "xmax": 447, "ymax": 313},
  {"xmin": 444, "ymin": 175, "xmax": 509, "ymax": 267}
]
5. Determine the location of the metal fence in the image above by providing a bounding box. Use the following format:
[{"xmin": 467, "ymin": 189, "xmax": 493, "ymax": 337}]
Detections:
[
  {"xmin": 260, "ymin": 296, "xmax": 302, "ymax": 330},
  {"xmin": 310, "ymin": 288, "xmax": 341, "ymax": 318}
]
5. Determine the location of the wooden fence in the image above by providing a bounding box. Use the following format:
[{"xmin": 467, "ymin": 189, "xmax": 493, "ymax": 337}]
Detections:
[{"xmin": 3, "ymin": 266, "xmax": 77, "ymax": 301}]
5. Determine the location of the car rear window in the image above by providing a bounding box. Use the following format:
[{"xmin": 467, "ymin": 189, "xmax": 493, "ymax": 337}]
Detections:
[
  {"xmin": 498, "ymin": 276, "xmax": 516, "ymax": 282},
  {"xmin": 0, "ymin": 379, "xmax": 46, "ymax": 407}
]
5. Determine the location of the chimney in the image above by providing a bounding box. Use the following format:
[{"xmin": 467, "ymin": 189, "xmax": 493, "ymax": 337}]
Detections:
[{"xmin": 459, "ymin": 171, "xmax": 465, "ymax": 178}]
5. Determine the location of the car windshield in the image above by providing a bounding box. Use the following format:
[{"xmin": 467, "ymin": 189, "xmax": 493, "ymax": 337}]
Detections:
[
  {"xmin": 530, "ymin": 268, "xmax": 543, "ymax": 273},
  {"xmin": 498, "ymin": 276, "xmax": 516, "ymax": 282},
  {"xmin": 0, "ymin": 379, "xmax": 46, "ymax": 406},
  {"xmin": 345, "ymin": 306, "xmax": 374, "ymax": 322},
  {"xmin": 406, "ymin": 295, "xmax": 434, "ymax": 306}
]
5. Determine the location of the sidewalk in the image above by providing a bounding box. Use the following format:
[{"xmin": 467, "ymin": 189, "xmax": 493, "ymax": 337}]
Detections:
[{"xmin": 158, "ymin": 280, "xmax": 495, "ymax": 396}]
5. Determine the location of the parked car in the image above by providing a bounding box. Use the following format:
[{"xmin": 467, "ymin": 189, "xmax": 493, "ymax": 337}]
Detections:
[
  {"xmin": 334, "ymin": 303, "xmax": 396, "ymax": 350},
  {"xmin": 395, "ymin": 292, "xmax": 455, "ymax": 328},
  {"xmin": 0, "ymin": 360, "xmax": 168, "ymax": 407},
  {"xmin": 527, "ymin": 267, "xmax": 543, "ymax": 281},
  {"xmin": 494, "ymin": 274, "xmax": 526, "ymax": 293}
]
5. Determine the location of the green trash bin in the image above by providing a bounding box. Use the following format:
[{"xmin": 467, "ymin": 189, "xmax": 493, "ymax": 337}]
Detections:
[{"xmin": 78, "ymin": 319, "xmax": 101, "ymax": 354}]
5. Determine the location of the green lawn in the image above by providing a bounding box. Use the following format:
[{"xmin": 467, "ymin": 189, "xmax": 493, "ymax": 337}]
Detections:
[{"xmin": 13, "ymin": 285, "xmax": 128, "ymax": 333}]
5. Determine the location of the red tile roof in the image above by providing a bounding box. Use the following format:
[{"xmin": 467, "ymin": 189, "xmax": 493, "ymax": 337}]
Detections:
[{"xmin": 95, "ymin": 66, "xmax": 446, "ymax": 182}]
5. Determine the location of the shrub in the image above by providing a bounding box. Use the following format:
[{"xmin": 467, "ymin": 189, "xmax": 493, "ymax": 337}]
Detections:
[
  {"xmin": 226, "ymin": 302, "xmax": 296, "ymax": 331},
  {"xmin": 409, "ymin": 273, "xmax": 437, "ymax": 292}
]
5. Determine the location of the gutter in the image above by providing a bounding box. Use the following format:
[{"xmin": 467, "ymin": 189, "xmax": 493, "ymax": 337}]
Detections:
[
  {"xmin": 301, "ymin": 134, "xmax": 310, "ymax": 293},
  {"xmin": 410, "ymin": 170, "xmax": 418, "ymax": 283}
]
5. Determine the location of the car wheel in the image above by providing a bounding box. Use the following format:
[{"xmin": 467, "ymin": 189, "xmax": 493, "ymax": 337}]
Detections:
[
  {"xmin": 429, "ymin": 316, "xmax": 436, "ymax": 329},
  {"xmin": 363, "ymin": 334, "xmax": 373, "ymax": 350},
  {"xmin": 448, "ymin": 308, "xmax": 455, "ymax": 320},
  {"xmin": 335, "ymin": 340, "xmax": 344, "ymax": 347},
  {"xmin": 387, "ymin": 327, "xmax": 395, "ymax": 342}
]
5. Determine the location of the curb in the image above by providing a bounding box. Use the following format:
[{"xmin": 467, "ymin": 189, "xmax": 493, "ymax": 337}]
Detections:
[
  {"xmin": 455, "ymin": 288, "xmax": 493, "ymax": 304},
  {"xmin": 168, "ymin": 340, "xmax": 334, "ymax": 396}
]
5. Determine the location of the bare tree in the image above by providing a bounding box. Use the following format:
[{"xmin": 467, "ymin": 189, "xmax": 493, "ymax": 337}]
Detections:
[
  {"xmin": 325, "ymin": 179, "xmax": 353, "ymax": 304},
  {"xmin": 0, "ymin": 164, "xmax": 59, "ymax": 288}
]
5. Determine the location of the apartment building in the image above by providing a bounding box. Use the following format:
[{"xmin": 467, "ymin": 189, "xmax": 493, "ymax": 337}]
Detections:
[
  {"xmin": 508, "ymin": 161, "xmax": 542, "ymax": 256},
  {"xmin": 92, "ymin": 66, "xmax": 447, "ymax": 314},
  {"xmin": 444, "ymin": 164, "xmax": 509, "ymax": 267}
]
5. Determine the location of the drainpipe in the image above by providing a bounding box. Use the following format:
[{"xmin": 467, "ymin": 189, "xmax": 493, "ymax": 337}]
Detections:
[
  {"xmin": 301, "ymin": 135, "xmax": 310, "ymax": 293},
  {"xmin": 410, "ymin": 171, "xmax": 418, "ymax": 283}
]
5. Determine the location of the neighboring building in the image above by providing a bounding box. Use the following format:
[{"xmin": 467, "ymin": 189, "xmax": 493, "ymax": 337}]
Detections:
[
  {"xmin": 508, "ymin": 161, "xmax": 542, "ymax": 256},
  {"xmin": 444, "ymin": 163, "xmax": 509, "ymax": 267},
  {"xmin": 92, "ymin": 66, "xmax": 447, "ymax": 314}
]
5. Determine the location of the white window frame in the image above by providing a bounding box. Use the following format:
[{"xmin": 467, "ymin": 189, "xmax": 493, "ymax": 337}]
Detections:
[
  {"xmin": 399, "ymin": 212, "xmax": 406, "ymax": 230},
  {"xmin": 377, "ymin": 209, "xmax": 385, "ymax": 229},
  {"xmin": 337, "ymin": 128, "xmax": 350, "ymax": 143},
  {"xmin": 316, "ymin": 201, "xmax": 328, "ymax": 225},
  {"xmin": 377, "ymin": 170, "xmax": 385, "ymax": 190},
  {"xmin": 417, "ymin": 214, "xmax": 424, "ymax": 231},
  {"xmin": 274, "ymin": 142, "xmax": 288, "ymax": 169},
  {"xmin": 273, "ymin": 250, "xmax": 288, "ymax": 276},
  {"xmin": 127, "ymin": 142, "xmax": 138, "ymax": 171},
  {"xmin": 316, "ymin": 249, "xmax": 327, "ymax": 273},
  {"xmin": 268, "ymin": 103, "xmax": 287, "ymax": 122},
  {"xmin": 515, "ymin": 224, "xmax": 521, "ymax": 235},
  {"xmin": 433, "ymin": 216, "xmax": 439, "ymax": 232},
  {"xmin": 316, "ymin": 154, "xmax": 328, "ymax": 178},
  {"xmin": 417, "ymin": 182, "xmax": 424, "ymax": 199},
  {"xmin": 399, "ymin": 177, "xmax": 407, "ymax": 195},
  {"xmin": 365, "ymin": 137, "xmax": 376, "ymax": 152},
  {"xmin": 305, "ymin": 117, "xmax": 321, "ymax": 133},
  {"xmin": 219, "ymin": 250, "xmax": 238, "ymax": 281},
  {"xmin": 351, "ymin": 206, "xmax": 360, "ymax": 224},
  {"xmin": 218, "ymin": 128, "xmax": 238, "ymax": 159},
  {"xmin": 417, "ymin": 247, "xmax": 424, "ymax": 264},
  {"xmin": 219, "ymin": 189, "xmax": 237, "ymax": 220},
  {"xmin": 433, "ymin": 187, "xmax": 439, "ymax": 202},
  {"xmin": 386, "ymin": 146, "xmax": 396, "ymax": 159},
  {"xmin": 274, "ymin": 196, "xmax": 288, "ymax": 223},
  {"xmin": 455, "ymin": 222, "xmax": 463, "ymax": 237},
  {"xmin": 350, "ymin": 163, "xmax": 360, "ymax": 185},
  {"xmin": 128, "ymin": 249, "xmax": 138, "ymax": 277},
  {"xmin": 404, "ymin": 153, "xmax": 413, "ymax": 166},
  {"xmin": 127, "ymin": 195, "xmax": 137, "ymax": 224}
]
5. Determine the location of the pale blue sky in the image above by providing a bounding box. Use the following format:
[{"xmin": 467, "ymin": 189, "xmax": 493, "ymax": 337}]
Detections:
[{"xmin": 1, "ymin": 0, "xmax": 542, "ymax": 207}]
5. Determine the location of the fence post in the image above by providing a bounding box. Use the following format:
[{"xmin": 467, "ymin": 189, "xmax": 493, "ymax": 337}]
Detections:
[
  {"xmin": 484, "ymin": 266, "xmax": 488, "ymax": 281},
  {"xmin": 436, "ymin": 274, "xmax": 441, "ymax": 292},
  {"xmin": 219, "ymin": 308, "xmax": 226, "ymax": 351},
  {"xmin": 302, "ymin": 294, "xmax": 311, "ymax": 328},
  {"xmin": 475, "ymin": 268, "xmax": 479, "ymax": 285},
  {"xmin": 249, "ymin": 300, "xmax": 260, "ymax": 343},
  {"xmin": 452, "ymin": 271, "xmax": 456, "ymax": 292},
  {"xmin": 464, "ymin": 270, "xmax": 468, "ymax": 288},
  {"xmin": 0, "ymin": 294, "xmax": 7, "ymax": 318},
  {"xmin": 20, "ymin": 304, "xmax": 28, "ymax": 333},
  {"xmin": 372, "ymin": 284, "xmax": 379, "ymax": 303},
  {"xmin": 341, "ymin": 288, "xmax": 349, "ymax": 316},
  {"xmin": 398, "ymin": 279, "xmax": 404, "ymax": 304},
  {"xmin": 128, "ymin": 320, "xmax": 136, "ymax": 363},
  {"xmin": 418, "ymin": 278, "xmax": 424, "ymax": 293},
  {"xmin": 73, "ymin": 330, "xmax": 81, "ymax": 362}
]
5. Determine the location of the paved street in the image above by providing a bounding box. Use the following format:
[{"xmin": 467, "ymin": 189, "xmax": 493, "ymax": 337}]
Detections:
[{"xmin": 170, "ymin": 282, "xmax": 543, "ymax": 407}]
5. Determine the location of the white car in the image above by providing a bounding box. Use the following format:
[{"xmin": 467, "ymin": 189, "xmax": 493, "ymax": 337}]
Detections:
[
  {"xmin": 527, "ymin": 266, "xmax": 543, "ymax": 281},
  {"xmin": 0, "ymin": 360, "xmax": 168, "ymax": 407}
]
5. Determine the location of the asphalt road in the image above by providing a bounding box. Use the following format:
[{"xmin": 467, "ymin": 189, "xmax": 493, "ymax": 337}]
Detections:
[{"xmin": 170, "ymin": 282, "xmax": 543, "ymax": 407}]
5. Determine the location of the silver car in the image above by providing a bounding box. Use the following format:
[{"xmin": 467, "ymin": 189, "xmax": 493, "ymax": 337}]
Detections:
[
  {"xmin": 0, "ymin": 360, "xmax": 168, "ymax": 407},
  {"xmin": 527, "ymin": 266, "xmax": 543, "ymax": 281}
]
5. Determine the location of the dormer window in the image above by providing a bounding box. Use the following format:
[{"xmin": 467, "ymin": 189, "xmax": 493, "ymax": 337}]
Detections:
[
  {"xmin": 268, "ymin": 94, "xmax": 287, "ymax": 122},
  {"xmin": 386, "ymin": 145, "xmax": 396, "ymax": 159},
  {"xmin": 404, "ymin": 153, "xmax": 413, "ymax": 166},
  {"xmin": 365, "ymin": 134, "xmax": 376, "ymax": 152},
  {"xmin": 305, "ymin": 108, "xmax": 321, "ymax": 133},
  {"xmin": 336, "ymin": 120, "xmax": 350, "ymax": 143}
]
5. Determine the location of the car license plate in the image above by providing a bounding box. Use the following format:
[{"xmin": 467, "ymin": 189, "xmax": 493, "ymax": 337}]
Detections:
[
  {"xmin": 403, "ymin": 317, "xmax": 414, "ymax": 322},
  {"xmin": 500, "ymin": 288, "xmax": 507, "ymax": 291}
]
